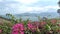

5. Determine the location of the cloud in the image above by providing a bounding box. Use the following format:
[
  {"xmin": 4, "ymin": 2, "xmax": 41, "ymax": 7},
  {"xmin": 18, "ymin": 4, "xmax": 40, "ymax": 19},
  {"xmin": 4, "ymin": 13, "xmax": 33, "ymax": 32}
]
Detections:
[
  {"xmin": 12, "ymin": 0, "xmax": 59, "ymax": 14},
  {"xmin": 10, "ymin": 5, "xmax": 58, "ymax": 14},
  {"xmin": 12, "ymin": 0, "xmax": 40, "ymax": 5},
  {"xmin": 17, "ymin": 5, "xmax": 59, "ymax": 12},
  {"xmin": 44, "ymin": 6, "xmax": 59, "ymax": 9},
  {"xmin": 0, "ymin": 0, "xmax": 58, "ymax": 14}
]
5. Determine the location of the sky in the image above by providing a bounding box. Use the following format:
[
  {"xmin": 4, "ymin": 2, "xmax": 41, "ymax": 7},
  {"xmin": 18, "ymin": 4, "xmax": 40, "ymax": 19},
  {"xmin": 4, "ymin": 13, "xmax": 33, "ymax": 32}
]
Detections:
[{"xmin": 0, "ymin": 0, "xmax": 59, "ymax": 14}]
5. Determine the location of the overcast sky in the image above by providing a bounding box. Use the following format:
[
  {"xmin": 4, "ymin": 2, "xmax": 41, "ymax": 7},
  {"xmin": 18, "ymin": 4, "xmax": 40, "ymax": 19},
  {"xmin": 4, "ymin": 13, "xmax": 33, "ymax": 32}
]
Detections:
[{"xmin": 0, "ymin": 0, "xmax": 59, "ymax": 14}]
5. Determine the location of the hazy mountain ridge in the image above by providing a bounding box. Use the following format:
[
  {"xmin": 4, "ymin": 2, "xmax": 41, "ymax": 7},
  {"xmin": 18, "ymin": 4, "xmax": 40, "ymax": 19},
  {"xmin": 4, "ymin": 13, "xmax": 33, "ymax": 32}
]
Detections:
[
  {"xmin": 0, "ymin": 12, "xmax": 59, "ymax": 19},
  {"xmin": 15, "ymin": 12, "xmax": 59, "ymax": 17},
  {"xmin": 0, "ymin": 12, "xmax": 59, "ymax": 21}
]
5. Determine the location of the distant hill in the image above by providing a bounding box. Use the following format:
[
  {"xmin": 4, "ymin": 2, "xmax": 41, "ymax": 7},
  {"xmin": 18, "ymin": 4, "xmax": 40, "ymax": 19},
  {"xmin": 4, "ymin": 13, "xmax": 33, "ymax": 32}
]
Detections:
[
  {"xmin": 15, "ymin": 12, "xmax": 59, "ymax": 18},
  {"xmin": 0, "ymin": 12, "xmax": 59, "ymax": 21}
]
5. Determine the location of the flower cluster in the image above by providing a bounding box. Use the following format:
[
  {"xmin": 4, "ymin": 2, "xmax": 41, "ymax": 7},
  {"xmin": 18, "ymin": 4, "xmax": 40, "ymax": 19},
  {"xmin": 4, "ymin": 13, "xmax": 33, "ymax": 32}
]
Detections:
[
  {"xmin": 27, "ymin": 22, "xmax": 37, "ymax": 32},
  {"xmin": 0, "ymin": 29, "xmax": 2, "ymax": 33},
  {"xmin": 50, "ymin": 19, "xmax": 57, "ymax": 24},
  {"xmin": 12, "ymin": 23, "xmax": 24, "ymax": 34}
]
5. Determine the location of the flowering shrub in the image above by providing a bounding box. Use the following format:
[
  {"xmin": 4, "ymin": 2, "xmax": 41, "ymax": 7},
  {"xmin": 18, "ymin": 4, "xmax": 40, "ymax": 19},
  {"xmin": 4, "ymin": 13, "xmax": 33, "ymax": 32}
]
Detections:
[{"xmin": 0, "ymin": 14, "xmax": 60, "ymax": 34}]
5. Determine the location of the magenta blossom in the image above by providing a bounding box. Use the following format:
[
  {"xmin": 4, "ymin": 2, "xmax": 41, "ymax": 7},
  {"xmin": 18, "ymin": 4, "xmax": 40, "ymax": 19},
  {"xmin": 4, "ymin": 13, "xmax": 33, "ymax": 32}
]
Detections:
[
  {"xmin": 0, "ymin": 29, "xmax": 2, "ymax": 33},
  {"xmin": 12, "ymin": 23, "xmax": 24, "ymax": 34},
  {"xmin": 51, "ymin": 19, "xmax": 57, "ymax": 24},
  {"xmin": 40, "ymin": 21, "xmax": 46, "ymax": 26},
  {"xmin": 27, "ymin": 23, "xmax": 37, "ymax": 32}
]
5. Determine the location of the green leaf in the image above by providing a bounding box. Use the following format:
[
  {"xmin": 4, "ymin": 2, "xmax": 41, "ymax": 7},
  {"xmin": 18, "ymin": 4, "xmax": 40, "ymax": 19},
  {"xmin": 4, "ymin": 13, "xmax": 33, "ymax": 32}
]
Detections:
[{"xmin": 45, "ymin": 24, "xmax": 51, "ymax": 31}]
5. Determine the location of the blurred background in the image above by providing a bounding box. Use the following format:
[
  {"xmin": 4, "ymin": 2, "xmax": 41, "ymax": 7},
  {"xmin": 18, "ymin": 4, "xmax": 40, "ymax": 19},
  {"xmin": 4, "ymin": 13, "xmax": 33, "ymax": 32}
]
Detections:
[{"xmin": 0, "ymin": 0, "xmax": 59, "ymax": 21}]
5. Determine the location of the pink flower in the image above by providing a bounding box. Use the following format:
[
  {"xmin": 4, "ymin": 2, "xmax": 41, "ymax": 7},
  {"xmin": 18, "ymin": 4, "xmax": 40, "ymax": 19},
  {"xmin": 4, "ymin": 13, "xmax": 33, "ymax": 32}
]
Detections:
[
  {"xmin": 27, "ymin": 23, "xmax": 37, "ymax": 32},
  {"xmin": 38, "ymin": 21, "xmax": 46, "ymax": 29},
  {"xmin": 12, "ymin": 31, "xmax": 18, "ymax": 34},
  {"xmin": 57, "ymin": 24, "xmax": 60, "ymax": 26},
  {"xmin": 20, "ymin": 31, "xmax": 24, "ymax": 34},
  {"xmin": 51, "ymin": 19, "xmax": 57, "ymax": 24},
  {"xmin": 12, "ymin": 23, "xmax": 24, "ymax": 34},
  {"xmin": 56, "ymin": 29, "xmax": 60, "ymax": 32},
  {"xmin": 27, "ymin": 23, "xmax": 33, "ymax": 29},
  {"xmin": 0, "ymin": 29, "xmax": 2, "ymax": 33},
  {"xmin": 40, "ymin": 21, "xmax": 46, "ymax": 26},
  {"xmin": 34, "ymin": 21, "xmax": 40, "ymax": 27}
]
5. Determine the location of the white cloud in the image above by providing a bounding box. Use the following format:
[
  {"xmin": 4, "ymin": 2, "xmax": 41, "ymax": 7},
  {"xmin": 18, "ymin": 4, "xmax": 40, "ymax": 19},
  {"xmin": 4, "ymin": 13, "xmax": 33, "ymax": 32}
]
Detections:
[
  {"xmin": 14, "ymin": 0, "xmax": 40, "ymax": 4},
  {"xmin": 44, "ymin": 6, "xmax": 59, "ymax": 9},
  {"xmin": 18, "ymin": 6, "xmax": 43, "ymax": 12},
  {"xmin": 16, "ymin": 5, "xmax": 59, "ymax": 13},
  {"xmin": 0, "ymin": 0, "xmax": 58, "ymax": 14},
  {"xmin": 5, "ymin": 3, "xmax": 19, "ymax": 9}
]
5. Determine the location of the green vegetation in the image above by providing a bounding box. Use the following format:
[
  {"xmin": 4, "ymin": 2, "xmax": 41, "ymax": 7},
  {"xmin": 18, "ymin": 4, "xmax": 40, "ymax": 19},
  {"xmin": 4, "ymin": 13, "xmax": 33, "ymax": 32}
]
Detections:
[{"xmin": 0, "ymin": 14, "xmax": 60, "ymax": 34}]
